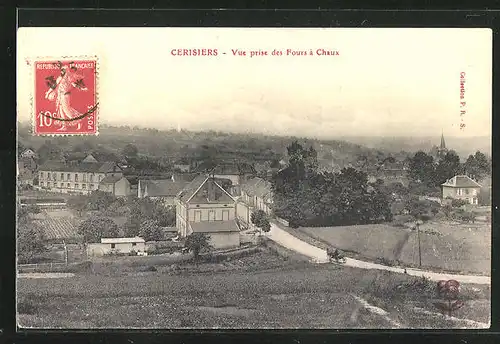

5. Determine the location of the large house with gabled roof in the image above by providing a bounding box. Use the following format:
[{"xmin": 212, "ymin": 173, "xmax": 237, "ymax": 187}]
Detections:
[
  {"xmin": 441, "ymin": 175, "xmax": 482, "ymax": 205},
  {"xmin": 175, "ymin": 174, "xmax": 240, "ymax": 249}
]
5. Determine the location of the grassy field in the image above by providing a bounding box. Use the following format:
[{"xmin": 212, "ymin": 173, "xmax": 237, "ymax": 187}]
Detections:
[
  {"xmin": 298, "ymin": 220, "xmax": 491, "ymax": 275},
  {"xmin": 17, "ymin": 249, "xmax": 490, "ymax": 329}
]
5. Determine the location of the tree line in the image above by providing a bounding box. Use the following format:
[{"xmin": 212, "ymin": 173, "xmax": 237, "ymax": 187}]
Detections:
[
  {"xmin": 271, "ymin": 141, "xmax": 393, "ymax": 228},
  {"xmin": 407, "ymin": 150, "xmax": 490, "ymax": 188}
]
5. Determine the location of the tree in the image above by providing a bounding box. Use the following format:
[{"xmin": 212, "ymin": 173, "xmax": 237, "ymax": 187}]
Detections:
[
  {"xmin": 434, "ymin": 151, "xmax": 461, "ymax": 186},
  {"xmin": 250, "ymin": 210, "xmax": 271, "ymax": 233},
  {"xmin": 87, "ymin": 191, "xmax": 116, "ymax": 211},
  {"xmin": 184, "ymin": 233, "xmax": 212, "ymax": 260},
  {"xmin": 408, "ymin": 151, "xmax": 435, "ymax": 186},
  {"xmin": 37, "ymin": 140, "xmax": 63, "ymax": 163},
  {"xmin": 122, "ymin": 143, "xmax": 138, "ymax": 157},
  {"xmin": 464, "ymin": 151, "xmax": 491, "ymax": 180},
  {"xmin": 67, "ymin": 195, "xmax": 88, "ymax": 216},
  {"xmin": 78, "ymin": 216, "xmax": 119, "ymax": 243},
  {"xmin": 139, "ymin": 220, "xmax": 164, "ymax": 241},
  {"xmin": 17, "ymin": 208, "xmax": 46, "ymax": 263}
]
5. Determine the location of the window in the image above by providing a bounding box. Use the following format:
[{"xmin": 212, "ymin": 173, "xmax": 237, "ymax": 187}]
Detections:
[
  {"xmin": 47, "ymin": 182, "xmax": 51, "ymax": 188},
  {"xmin": 59, "ymin": 183, "xmax": 63, "ymax": 188},
  {"xmin": 209, "ymin": 210, "xmax": 215, "ymax": 221},
  {"xmin": 40, "ymin": 172, "xmax": 44, "ymax": 179},
  {"xmin": 40, "ymin": 181, "xmax": 44, "ymax": 187},
  {"xmin": 75, "ymin": 183, "xmax": 79, "ymax": 189},
  {"xmin": 90, "ymin": 174, "xmax": 94, "ymax": 182},
  {"xmin": 83, "ymin": 174, "xmax": 87, "ymax": 182},
  {"xmin": 75, "ymin": 174, "xmax": 79, "ymax": 182},
  {"xmin": 457, "ymin": 188, "xmax": 463, "ymax": 196},
  {"xmin": 67, "ymin": 183, "xmax": 70, "ymax": 188},
  {"xmin": 60, "ymin": 173, "xmax": 64, "ymax": 180},
  {"xmin": 465, "ymin": 189, "xmax": 469, "ymax": 195},
  {"xmin": 82, "ymin": 184, "xmax": 87, "ymax": 189},
  {"xmin": 47, "ymin": 172, "xmax": 51, "ymax": 179},
  {"xmin": 111, "ymin": 243, "xmax": 115, "ymax": 249},
  {"xmin": 90, "ymin": 184, "xmax": 95, "ymax": 189},
  {"xmin": 132, "ymin": 243, "xmax": 137, "ymax": 247},
  {"xmin": 472, "ymin": 189, "xmax": 477, "ymax": 196},
  {"xmin": 67, "ymin": 173, "xmax": 71, "ymax": 181}
]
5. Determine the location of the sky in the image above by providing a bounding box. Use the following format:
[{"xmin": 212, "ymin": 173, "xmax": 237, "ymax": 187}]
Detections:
[{"xmin": 17, "ymin": 27, "xmax": 492, "ymax": 139}]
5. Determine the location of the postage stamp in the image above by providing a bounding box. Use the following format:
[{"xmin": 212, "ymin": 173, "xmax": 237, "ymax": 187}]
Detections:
[{"xmin": 32, "ymin": 58, "xmax": 98, "ymax": 136}]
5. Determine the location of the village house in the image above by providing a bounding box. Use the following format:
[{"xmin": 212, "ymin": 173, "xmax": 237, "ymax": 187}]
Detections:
[
  {"xmin": 98, "ymin": 176, "xmax": 132, "ymax": 197},
  {"xmin": 17, "ymin": 170, "xmax": 35, "ymax": 187},
  {"xmin": 175, "ymin": 174, "xmax": 240, "ymax": 249},
  {"xmin": 86, "ymin": 237, "xmax": 146, "ymax": 257},
  {"xmin": 18, "ymin": 156, "xmax": 38, "ymax": 174},
  {"xmin": 137, "ymin": 178, "xmax": 189, "ymax": 205},
  {"xmin": 441, "ymin": 175, "xmax": 482, "ymax": 205},
  {"xmin": 20, "ymin": 148, "xmax": 38, "ymax": 159},
  {"xmin": 173, "ymin": 160, "xmax": 191, "ymax": 173},
  {"xmin": 37, "ymin": 160, "xmax": 124, "ymax": 195},
  {"xmin": 237, "ymin": 177, "xmax": 273, "ymax": 228}
]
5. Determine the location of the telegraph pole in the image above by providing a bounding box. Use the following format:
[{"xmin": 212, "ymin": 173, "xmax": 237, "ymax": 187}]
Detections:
[{"xmin": 416, "ymin": 221, "xmax": 422, "ymax": 268}]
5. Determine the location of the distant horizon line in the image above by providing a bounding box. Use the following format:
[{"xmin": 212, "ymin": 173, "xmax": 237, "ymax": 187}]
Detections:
[{"xmin": 17, "ymin": 120, "xmax": 490, "ymax": 140}]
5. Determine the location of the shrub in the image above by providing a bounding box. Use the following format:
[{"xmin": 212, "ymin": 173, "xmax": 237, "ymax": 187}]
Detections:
[
  {"xmin": 451, "ymin": 199, "xmax": 468, "ymax": 208},
  {"xmin": 18, "ymin": 299, "xmax": 37, "ymax": 315}
]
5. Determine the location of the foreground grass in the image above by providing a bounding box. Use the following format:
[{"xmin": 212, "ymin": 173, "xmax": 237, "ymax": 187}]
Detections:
[
  {"xmin": 298, "ymin": 221, "xmax": 490, "ymax": 275},
  {"xmin": 17, "ymin": 250, "xmax": 490, "ymax": 329}
]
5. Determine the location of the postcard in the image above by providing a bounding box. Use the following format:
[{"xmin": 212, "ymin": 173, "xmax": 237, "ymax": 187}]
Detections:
[{"xmin": 16, "ymin": 27, "xmax": 492, "ymax": 329}]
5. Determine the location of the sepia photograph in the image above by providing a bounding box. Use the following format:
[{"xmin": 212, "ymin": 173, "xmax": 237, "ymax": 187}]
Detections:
[{"xmin": 16, "ymin": 27, "xmax": 491, "ymax": 329}]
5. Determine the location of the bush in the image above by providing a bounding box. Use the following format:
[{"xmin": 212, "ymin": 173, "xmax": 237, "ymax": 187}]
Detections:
[
  {"xmin": 18, "ymin": 299, "xmax": 37, "ymax": 315},
  {"xmin": 451, "ymin": 199, "xmax": 469, "ymax": 208}
]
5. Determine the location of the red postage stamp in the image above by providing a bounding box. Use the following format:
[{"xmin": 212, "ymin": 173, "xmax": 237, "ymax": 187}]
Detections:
[{"xmin": 32, "ymin": 58, "xmax": 98, "ymax": 135}]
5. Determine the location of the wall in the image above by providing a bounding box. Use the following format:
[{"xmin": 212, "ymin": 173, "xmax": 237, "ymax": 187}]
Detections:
[
  {"xmin": 188, "ymin": 203, "xmax": 236, "ymax": 222},
  {"xmin": 442, "ymin": 186, "xmax": 480, "ymax": 204},
  {"xmin": 39, "ymin": 170, "xmax": 104, "ymax": 194},
  {"xmin": 208, "ymin": 232, "xmax": 240, "ymax": 249},
  {"xmin": 114, "ymin": 178, "xmax": 131, "ymax": 196}
]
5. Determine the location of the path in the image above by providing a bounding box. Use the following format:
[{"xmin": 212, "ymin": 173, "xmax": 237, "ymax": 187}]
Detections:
[
  {"xmin": 17, "ymin": 272, "xmax": 75, "ymax": 279},
  {"xmin": 266, "ymin": 223, "xmax": 490, "ymax": 285}
]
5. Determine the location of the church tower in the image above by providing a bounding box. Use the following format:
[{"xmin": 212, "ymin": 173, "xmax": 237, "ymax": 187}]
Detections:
[{"xmin": 436, "ymin": 131, "xmax": 448, "ymax": 159}]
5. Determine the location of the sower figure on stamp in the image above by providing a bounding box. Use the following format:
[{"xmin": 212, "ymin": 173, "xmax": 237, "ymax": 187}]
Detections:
[{"xmin": 44, "ymin": 62, "xmax": 88, "ymax": 131}]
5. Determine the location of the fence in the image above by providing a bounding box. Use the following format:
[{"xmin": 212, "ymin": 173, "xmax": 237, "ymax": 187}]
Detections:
[{"xmin": 18, "ymin": 262, "xmax": 67, "ymax": 273}]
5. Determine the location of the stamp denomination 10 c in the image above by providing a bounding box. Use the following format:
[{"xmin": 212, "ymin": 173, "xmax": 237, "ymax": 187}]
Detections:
[{"xmin": 32, "ymin": 58, "xmax": 98, "ymax": 136}]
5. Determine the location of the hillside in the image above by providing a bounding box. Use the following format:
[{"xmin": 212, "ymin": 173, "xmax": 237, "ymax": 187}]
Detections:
[
  {"xmin": 17, "ymin": 122, "xmax": 383, "ymax": 168},
  {"xmin": 339, "ymin": 136, "xmax": 491, "ymax": 160}
]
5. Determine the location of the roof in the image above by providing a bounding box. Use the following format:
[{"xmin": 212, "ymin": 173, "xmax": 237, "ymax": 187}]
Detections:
[
  {"xmin": 441, "ymin": 175, "xmax": 482, "ymax": 188},
  {"xmin": 210, "ymin": 162, "xmax": 256, "ymax": 175},
  {"xmin": 38, "ymin": 161, "xmax": 121, "ymax": 173},
  {"xmin": 100, "ymin": 176, "xmax": 126, "ymax": 184},
  {"xmin": 241, "ymin": 177, "xmax": 272, "ymax": 200},
  {"xmin": 139, "ymin": 179, "xmax": 189, "ymax": 197},
  {"xmin": 177, "ymin": 174, "xmax": 209, "ymax": 202},
  {"xmin": 82, "ymin": 154, "xmax": 98, "ymax": 163},
  {"xmin": 101, "ymin": 237, "xmax": 145, "ymax": 244},
  {"xmin": 189, "ymin": 220, "xmax": 240, "ymax": 233}
]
